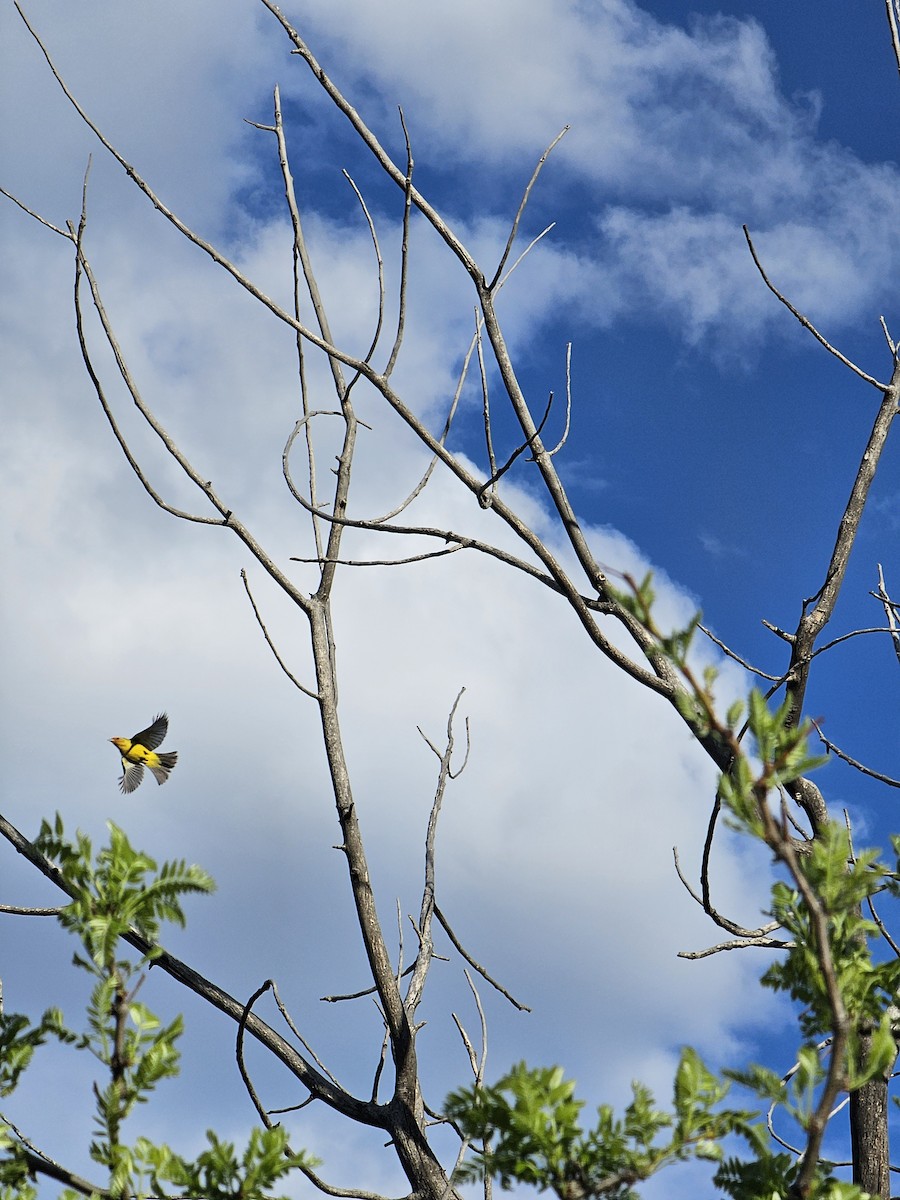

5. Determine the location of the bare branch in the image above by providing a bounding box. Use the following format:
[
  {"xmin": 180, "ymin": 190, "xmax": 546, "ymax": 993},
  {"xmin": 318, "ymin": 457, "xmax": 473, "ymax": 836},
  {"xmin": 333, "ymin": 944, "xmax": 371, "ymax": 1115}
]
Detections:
[
  {"xmin": 268, "ymin": 977, "xmax": 346, "ymax": 1089},
  {"xmin": 256, "ymin": 0, "xmax": 481, "ymax": 277},
  {"xmin": 477, "ymin": 389, "xmax": 557, "ymax": 508},
  {"xmin": 880, "ymin": 314, "xmax": 898, "ymax": 355},
  {"xmin": 812, "ymin": 721, "xmax": 900, "ymax": 788},
  {"xmin": 70, "ymin": 194, "xmax": 224, "ymax": 529},
  {"xmin": 0, "ymin": 184, "xmax": 70, "ymax": 237},
  {"xmin": 298, "ymin": 1164, "xmax": 399, "ymax": 1200},
  {"xmin": 887, "ymin": 0, "xmax": 900, "ymax": 77},
  {"xmin": 406, "ymin": 691, "xmax": 469, "ymax": 1018},
  {"xmin": 236, "ymin": 981, "xmax": 285, "ymax": 1127},
  {"xmin": 743, "ymin": 226, "xmax": 888, "ymax": 389},
  {"xmin": 321, "ymin": 960, "xmax": 418, "ymax": 1005},
  {"xmin": 487, "ymin": 127, "xmax": 569, "ymax": 292},
  {"xmin": 477, "ymin": 316, "xmax": 497, "ymax": 505},
  {"xmin": 240, "ymin": 569, "xmax": 319, "ymax": 698},
  {"xmin": 433, "ymin": 905, "xmax": 531, "ymax": 1012},
  {"xmin": 384, "ymin": 108, "xmax": 414, "ymax": 382},
  {"xmin": 677, "ymin": 935, "xmax": 792, "ymax": 960},
  {"xmin": 874, "ymin": 564, "xmax": 900, "ymax": 667},
  {"xmin": 341, "ymin": 167, "xmax": 387, "ymax": 392},
  {"xmin": 693, "ymin": 795, "xmax": 787, "ymax": 939},
  {"xmin": 292, "ymin": 544, "xmax": 471, "ymax": 569},
  {"xmin": 545, "ymin": 342, "xmax": 573, "ymax": 458},
  {"xmin": 699, "ymin": 624, "xmax": 784, "ymax": 681},
  {"xmin": 464, "ymin": 968, "xmax": 489, "ymax": 1086},
  {"xmin": 809, "ymin": 625, "xmax": 900, "ymax": 659},
  {"xmin": 0, "ymin": 904, "xmax": 61, "ymax": 916},
  {"xmin": 845, "ymin": 811, "xmax": 900, "ymax": 960},
  {"xmin": 270, "ymin": 84, "xmax": 326, "ymax": 559}
]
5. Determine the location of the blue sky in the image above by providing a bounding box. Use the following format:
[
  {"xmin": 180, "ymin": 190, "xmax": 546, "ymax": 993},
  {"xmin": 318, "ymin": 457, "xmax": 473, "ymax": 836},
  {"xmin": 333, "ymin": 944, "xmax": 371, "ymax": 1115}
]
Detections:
[{"xmin": 1, "ymin": 1, "xmax": 899, "ymax": 1196}]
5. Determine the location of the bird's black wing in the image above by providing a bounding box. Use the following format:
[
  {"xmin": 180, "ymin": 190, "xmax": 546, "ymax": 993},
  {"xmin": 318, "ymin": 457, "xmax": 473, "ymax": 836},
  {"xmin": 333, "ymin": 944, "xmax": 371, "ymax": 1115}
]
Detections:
[
  {"xmin": 119, "ymin": 761, "xmax": 145, "ymax": 794},
  {"xmin": 131, "ymin": 713, "xmax": 168, "ymax": 750}
]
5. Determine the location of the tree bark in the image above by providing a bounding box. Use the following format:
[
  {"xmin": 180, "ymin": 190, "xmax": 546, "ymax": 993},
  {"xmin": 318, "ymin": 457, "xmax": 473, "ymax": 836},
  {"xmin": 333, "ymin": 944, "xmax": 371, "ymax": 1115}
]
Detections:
[{"xmin": 851, "ymin": 1039, "xmax": 891, "ymax": 1199}]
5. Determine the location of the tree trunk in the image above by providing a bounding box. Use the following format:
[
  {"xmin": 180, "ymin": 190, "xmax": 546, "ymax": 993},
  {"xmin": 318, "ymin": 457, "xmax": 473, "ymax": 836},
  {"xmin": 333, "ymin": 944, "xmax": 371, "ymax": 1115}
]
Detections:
[{"xmin": 852, "ymin": 1069, "xmax": 891, "ymax": 1198}]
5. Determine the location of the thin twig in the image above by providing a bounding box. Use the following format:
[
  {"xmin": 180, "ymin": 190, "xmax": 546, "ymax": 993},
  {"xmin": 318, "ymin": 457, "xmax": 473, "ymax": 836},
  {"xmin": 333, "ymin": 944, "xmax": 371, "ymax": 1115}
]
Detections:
[
  {"xmin": 434, "ymin": 904, "xmax": 531, "ymax": 1011},
  {"xmin": 294, "ymin": 1165, "xmax": 398, "ymax": 1200},
  {"xmin": 268, "ymin": 978, "xmax": 344, "ymax": 1088},
  {"xmin": 341, "ymin": 168, "xmax": 386, "ymax": 395},
  {"xmin": 477, "ymin": 389, "xmax": 556, "ymax": 507},
  {"xmin": 292, "ymin": 543, "xmax": 470, "ymax": 569},
  {"xmin": 477, "ymin": 315, "xmax": 497, "ymax": 507},
  {"xmin": 406, "ymin": 691, "xmax": 469, "ymax": 1017},
  {"xmin": 886, "ymin": 0, "xmax": 900, "ymax": 77},
  {"xmin": 320, "ymin": 960, "xmax": 420, "ymax": 1004},
  {"xmin": 875, "ymin": 564, "xmax": 900, "ymax": 667},
  {"xmin": 240, "ymin": 569, "xmax": 319, "ymax": 699},
  {"xmin": 810, "ymin": 626, "xmax": 900, "ymax": 659},
  {"xmin": 270, "ymin": 84, "xmax": 326, "ymax": 560},
  {"xmin": 384, "ymin": 108, "xmax": 413, "ymax": 381},
  {"xmin": 546, "ymin": 342, "xmax": 573, "ymax": 457},
  {"xmin": 0, "ymin": 904, "xmax": 61, "ymax": 916},
  {"xmin": 845, "ymin": 810, "xmax": 900, "ymax": 960},
  {"xmin": 699, "ymin": 624, "xmax": 783, "ymax": 681},
  {"xmin": 811, "ymin": 721, "xmax": 899, "ymax": 787},
  {"xmin": 743, "ymin": 226, "xmax": 887, "ymax": 390},
  {"xmin": 677, "ymin": 935, "xmax": 793, "ymax": 959},
  {"xmin": 487, "ymin": 127, "xmax": 569, "ymax": 291},
  {"xmin": 0, "ymin": 185, "xmax": 69, "ymax": 236},
  {"xmin": 236, "ymin": 981, "xmax": 282, "ymax": 1128}
]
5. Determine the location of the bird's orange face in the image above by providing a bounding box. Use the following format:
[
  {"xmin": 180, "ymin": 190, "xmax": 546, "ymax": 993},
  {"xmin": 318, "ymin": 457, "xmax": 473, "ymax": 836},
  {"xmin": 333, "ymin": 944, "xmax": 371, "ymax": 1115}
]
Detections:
[{"xmin": 110, "ymin": 737, "xmax": 129, "ymax": 751}]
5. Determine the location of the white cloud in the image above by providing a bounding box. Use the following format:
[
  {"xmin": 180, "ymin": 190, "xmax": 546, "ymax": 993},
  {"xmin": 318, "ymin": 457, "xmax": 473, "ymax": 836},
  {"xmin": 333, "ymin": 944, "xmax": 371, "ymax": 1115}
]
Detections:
[
  {"xmin": 285, "ymin": 0, "xmax": 900, "ymax": 342},
  {"xmin": 5, "ymin": 0, "xmax": 896, "ymax": 358}
]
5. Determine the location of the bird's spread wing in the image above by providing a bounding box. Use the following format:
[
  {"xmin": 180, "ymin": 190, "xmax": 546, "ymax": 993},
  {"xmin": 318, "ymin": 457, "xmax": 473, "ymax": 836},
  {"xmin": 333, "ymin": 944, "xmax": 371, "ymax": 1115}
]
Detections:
[
  {"xmin": 119, "ymin": 761, "xmax": 145, "ymax": 794},
  {"xmin": 132, "ymin": 713, "xmax": 168, "ymax": 750}
]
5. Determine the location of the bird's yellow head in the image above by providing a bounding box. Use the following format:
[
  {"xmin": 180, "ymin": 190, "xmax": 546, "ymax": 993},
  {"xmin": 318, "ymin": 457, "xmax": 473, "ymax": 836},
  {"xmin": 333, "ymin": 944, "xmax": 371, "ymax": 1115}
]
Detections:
[{"xmin": 110, "ymin": 737, "xmax": 130, "ymax": 751}]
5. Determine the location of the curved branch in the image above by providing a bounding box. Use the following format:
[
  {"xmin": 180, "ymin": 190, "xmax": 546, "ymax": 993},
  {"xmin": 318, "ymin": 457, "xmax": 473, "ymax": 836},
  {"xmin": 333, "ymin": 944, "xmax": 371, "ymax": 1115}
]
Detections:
[
  {"xmin": 240, "ymin": 569, "xmax": 320, "ymax": 699},
  {"xmin": 433, "ymin": 905, "xmax": 531, "ymax": 1012},
  {"xmin": 341, "ymin": 167, "xmax": 387, "ymax": 395},
  {"xmin": 811, "ymin": 721, "xmax": 900, "ymax": 788},
  {"xmin": 743, "ymin": 226, "xmax": 888, "ymax": 390}
]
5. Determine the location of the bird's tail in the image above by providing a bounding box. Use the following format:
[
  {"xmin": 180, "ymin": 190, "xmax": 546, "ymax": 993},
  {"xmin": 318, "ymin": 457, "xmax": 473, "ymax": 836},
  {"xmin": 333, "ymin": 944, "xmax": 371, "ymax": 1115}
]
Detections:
[{"xmin": 149, "ymin": 751, "xmax": 178, "ymax": 786}]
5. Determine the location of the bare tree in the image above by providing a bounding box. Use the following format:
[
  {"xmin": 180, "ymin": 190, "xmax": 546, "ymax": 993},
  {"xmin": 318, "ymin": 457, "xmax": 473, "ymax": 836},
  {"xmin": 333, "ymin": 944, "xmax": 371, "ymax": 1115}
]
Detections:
[{"xmin": 2, "ymin": 2, "xmax": 899, "ymax": 1199}]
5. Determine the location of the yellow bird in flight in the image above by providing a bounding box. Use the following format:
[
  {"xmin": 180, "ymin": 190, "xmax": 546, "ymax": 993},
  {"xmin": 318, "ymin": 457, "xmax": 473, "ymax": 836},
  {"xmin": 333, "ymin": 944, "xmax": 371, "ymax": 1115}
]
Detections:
[{"xmin": 110, "ymin": 713, "xmax": 178, "ymax": 794}]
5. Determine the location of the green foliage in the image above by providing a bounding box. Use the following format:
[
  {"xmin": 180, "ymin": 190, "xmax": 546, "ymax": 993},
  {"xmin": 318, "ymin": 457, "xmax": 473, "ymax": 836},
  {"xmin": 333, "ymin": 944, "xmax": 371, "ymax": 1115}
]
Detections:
[
  {"xmin": 717, "ymin": 689, "xmax": 829, "ymax": 836},
  {"xmin": 136, "ymin": 1126, "xmax": 318, "ymax": 1199},
  {"xmin": 1, "ymin": 819, "xmax": 309, "ymax": 1199},
  {"xmin": 0, "ymin": 1126, "xmax": 37, "ymax": 1200},
  {"xmin": 714, "ymin": 1139, "xmax": 874, "ymax": 1200},
  {"xmin": 0, "ymin": 1007, "xmax": 71, "ymax": 1099},
  {"xmin": 444, "ymin": 1050, "xmax": 758, "ymax": 1198},
  {"xmin": 35, "ymin": 813, "xmax": 215, "ymax": 956},
  {"xmin": 754, "ymin": 821, "xmax": 900, "ymax": 1092}
]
